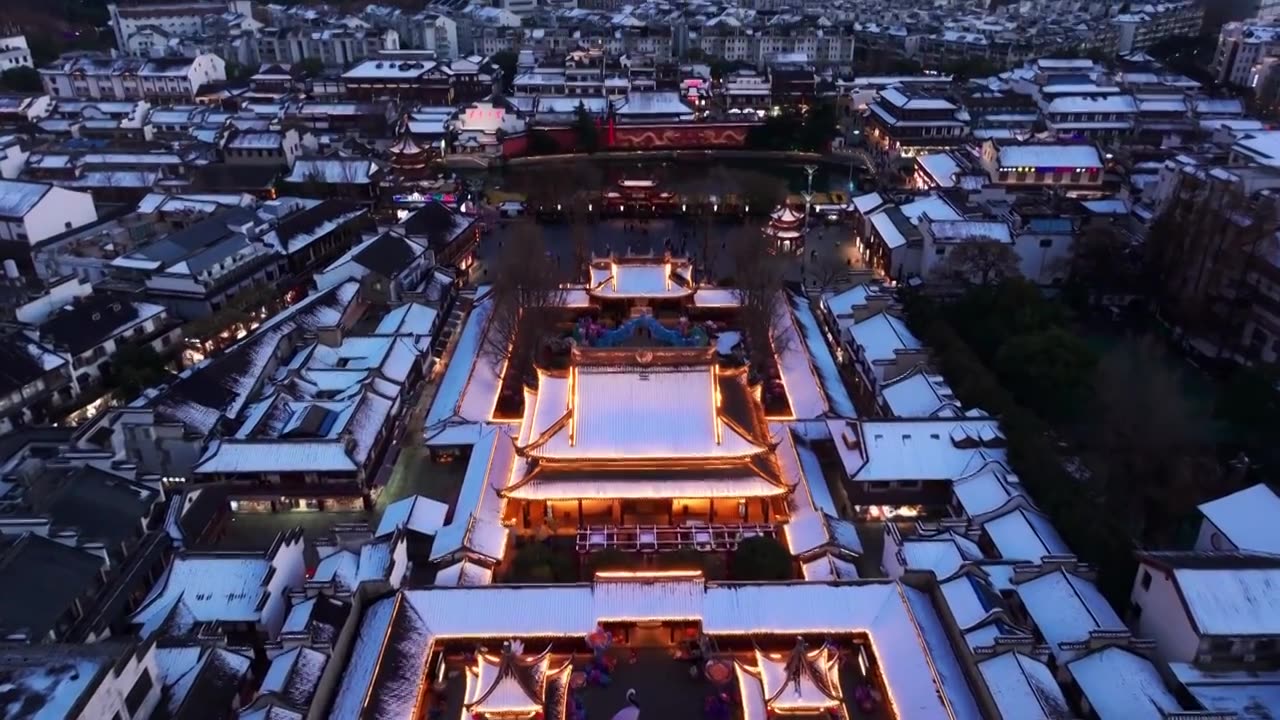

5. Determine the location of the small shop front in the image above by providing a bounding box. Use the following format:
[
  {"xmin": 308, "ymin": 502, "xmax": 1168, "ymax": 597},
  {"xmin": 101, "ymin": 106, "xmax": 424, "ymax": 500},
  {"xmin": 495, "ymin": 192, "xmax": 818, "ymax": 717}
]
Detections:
[{"xmin": 228, "ymin": 487, "xmax": 369, "ymax": 513}]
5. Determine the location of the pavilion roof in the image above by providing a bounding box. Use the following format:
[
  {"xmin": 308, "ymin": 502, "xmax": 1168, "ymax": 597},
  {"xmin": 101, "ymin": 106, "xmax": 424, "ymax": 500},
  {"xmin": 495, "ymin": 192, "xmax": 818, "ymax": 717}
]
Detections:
[
  {"xmin": 745, "ymin": 638, "xmax": 844, "ymax": 713},
  {"xmin": 586, "ymin": 257, "xmax": 695, "ymax": 299},
  {"xmin": 502, "ymin": 462, "xmax": 790, "ymax": 500},
  {"xmin": 515, "ymin": 358, "xmax": 772, "ymax": 462},
  {"xmin": 463, "ymin": 641, "xmax": 563, "ymax": 717},
  {"xmin": 771, "ymin": 206, "xmax": 805, "ymax": 224},
  {"xmin": 388, "ymin": 132, "xmax": 426, "ymax": 157}
]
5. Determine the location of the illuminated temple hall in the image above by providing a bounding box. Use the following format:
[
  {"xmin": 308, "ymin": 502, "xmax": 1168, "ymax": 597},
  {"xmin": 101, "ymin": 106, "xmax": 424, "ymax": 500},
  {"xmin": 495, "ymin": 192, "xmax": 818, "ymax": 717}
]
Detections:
[
  {"xmin": 331, "ymin": 572, "xmax": 982, "ymax": 720},
  {"xmin": 507, "ymin": 347, "xmax": 790, "ymax": 537},
  {"xmin": 423, "ymin": 255, "xmax": 861, "ymax": 577},
  {"xmin": 328, "ymin": 256, "xmax": 1129, "ymax": 720}
]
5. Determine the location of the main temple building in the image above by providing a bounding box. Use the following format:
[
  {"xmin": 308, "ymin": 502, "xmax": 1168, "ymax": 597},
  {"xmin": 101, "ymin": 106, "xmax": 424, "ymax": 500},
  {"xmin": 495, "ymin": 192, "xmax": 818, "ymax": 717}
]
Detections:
[{"xmin": 322, "ymin": 256, "xmax": 1160, "ymax": 720}]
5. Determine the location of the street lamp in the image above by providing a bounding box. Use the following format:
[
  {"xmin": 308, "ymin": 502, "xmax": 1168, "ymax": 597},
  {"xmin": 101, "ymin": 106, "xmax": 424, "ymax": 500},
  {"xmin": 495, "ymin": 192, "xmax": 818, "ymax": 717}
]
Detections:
[{"xmin": 803, "ymin": 164, "xmax": 819, "ymax": 196}]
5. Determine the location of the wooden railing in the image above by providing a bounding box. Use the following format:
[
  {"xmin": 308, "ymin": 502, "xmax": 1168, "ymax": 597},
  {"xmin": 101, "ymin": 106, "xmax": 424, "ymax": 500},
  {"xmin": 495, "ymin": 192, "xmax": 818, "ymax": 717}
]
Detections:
[{"xmin": 575, "ymin": 523, "xmax": 777, "ymax": 553}]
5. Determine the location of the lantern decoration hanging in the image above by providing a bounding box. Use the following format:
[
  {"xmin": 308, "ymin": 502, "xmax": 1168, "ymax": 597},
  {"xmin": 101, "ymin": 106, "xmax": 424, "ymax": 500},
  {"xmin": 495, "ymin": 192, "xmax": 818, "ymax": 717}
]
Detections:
[
  {"xmin": 588, "ymin": 626, "xmax": 613, "ymax": 653},
  {"xmin": 704, "ymin": 659, "xmax": 733, "ymax": 685}
]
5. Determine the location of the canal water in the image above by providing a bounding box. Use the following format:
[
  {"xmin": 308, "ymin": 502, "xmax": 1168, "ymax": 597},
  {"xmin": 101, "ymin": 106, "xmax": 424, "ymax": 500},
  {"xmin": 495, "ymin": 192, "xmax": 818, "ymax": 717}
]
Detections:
[{"xmin": 470, "ymin": 156, "xmax": 864, "ymax": 197}]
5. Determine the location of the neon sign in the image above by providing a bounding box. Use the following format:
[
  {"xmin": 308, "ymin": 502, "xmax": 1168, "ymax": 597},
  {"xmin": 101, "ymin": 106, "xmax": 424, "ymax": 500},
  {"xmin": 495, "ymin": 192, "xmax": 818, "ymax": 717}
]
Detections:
[{"xmin": 393, "ymin": 191, "xmax": 458, "ymax": 204}]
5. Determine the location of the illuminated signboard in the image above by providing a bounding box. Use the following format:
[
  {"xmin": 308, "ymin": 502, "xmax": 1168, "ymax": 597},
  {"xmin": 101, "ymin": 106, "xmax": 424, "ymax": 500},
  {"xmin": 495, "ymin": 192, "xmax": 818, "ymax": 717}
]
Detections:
[{"xmin": 393, "ymin": 191, "xmax": 458, "ymax": 204}]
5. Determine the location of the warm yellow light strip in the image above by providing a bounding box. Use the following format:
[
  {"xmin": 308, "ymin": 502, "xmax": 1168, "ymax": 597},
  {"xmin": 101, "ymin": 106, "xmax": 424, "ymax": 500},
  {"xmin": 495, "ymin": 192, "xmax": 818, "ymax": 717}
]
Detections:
[
  {"xmin": 711, "ymin": 365, "xmax": 722, "ymax": 445},
  {"xmin": 594, "ymin": 569, "xmax": 704, "ymax": 579},
  {"xmin": 486, "ymin": 334, "xmax": 515, "ymax": 422},
  {"xmin": 360, "ymin": 593, "xmax": 404, "ymax": 716},
  {"xmin": 568, "ymin": 365, "xmax": 578, "ymax": 447}
]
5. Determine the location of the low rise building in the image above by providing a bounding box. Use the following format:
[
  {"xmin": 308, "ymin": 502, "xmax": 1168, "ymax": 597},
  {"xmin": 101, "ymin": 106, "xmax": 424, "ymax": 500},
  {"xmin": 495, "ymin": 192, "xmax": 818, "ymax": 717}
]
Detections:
[
  {"xmin": 0, "ymin": 179, "xmax": 99, "ymax": 276},
  {"xmin": 129, "ymin": 529, "xmax": 306, "ymax": 644},
  {"xmin": 1115, "ymin": 2, "xmax": 1205, "ymax": 54},
  {"xmin": 0, "ymin": 34, "xmax": 33, "ymax": 70},
  {"xmin": 1213, "ymin": 19, "xmax": 1280, "ymax": 87},
  {"xmin": 39, "ymin": 54, "xmax": 227, "ymax": 102},
  {"xmin": 0, "ymin": 641, "xmax": 161, "ymax": 718},
  {"xmin": 0, "ymin": 332, "xmax": 71, "ymax": 432},
  {"xmin": 979, "ymin": 141, "xmax": 1106, "ymax": 189},
  {"xmin": 865, "ymin": 87, "xmax": 968, "ymax": 157}
]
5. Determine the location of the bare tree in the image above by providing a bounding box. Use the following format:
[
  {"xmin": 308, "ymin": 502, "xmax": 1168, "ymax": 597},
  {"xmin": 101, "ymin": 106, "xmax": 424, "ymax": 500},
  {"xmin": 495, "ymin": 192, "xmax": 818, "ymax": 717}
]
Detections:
[
  {"xmin": 299, "ymin": 164, "xmax": 327, "ymax": 198},
  {"xmin": 731, "ymin": 231, "xmax": 793, "ymax": 373},
  {"xmin": 570, "ymin": 215, "xmax": 592, "ymax": 283},
  {"xmin": 806, "ymin": 248, "xmax": 849, "ymax": 293},
  {"xmin": 697, "ymin": 213, "xmax": 725, "ymax": 282},
  {"xmin": 1088, "ymin": 337, "xmax": 1221, "ymax": 544},
  {"xmin": 1065, "ymin": 223, "xmax": 1142, "ymax": 301},
  {"xmin": 932, "ymin": 240, "xmax": 1023, "ymax": 285},
  {"xmin": 480, "ymin": 223, "xmax": 568, "ymax": 380},
  {"xmin": 1147, "ymin": 177, "xmax": 1279, "ymax": 355}
]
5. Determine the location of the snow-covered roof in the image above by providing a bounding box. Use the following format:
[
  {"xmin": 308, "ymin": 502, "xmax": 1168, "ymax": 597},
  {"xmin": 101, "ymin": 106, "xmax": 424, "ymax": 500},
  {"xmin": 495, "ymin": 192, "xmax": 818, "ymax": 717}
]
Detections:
[
  {"xmin": 587, "ymin": 259, "xmax": 694, "ymax": 298},
  {"xmin": 879, "ymin": 87, "xmax": 956, "ymax": 110},
  {"xmin": 692, "ymin": 288, "xmax": 740, "ymax": 307},
  {"xmin": 928, "ymin": 220, "xmax": 1012, "ymax": 244},
  {"xmin": 748, "ymin": 643, "xmax": 842, "ymax": 712},
  {"xmin": 881, "ymin": 367, "xmax": 959, "ymax": 417},
  {"xmin": 285, "ymin": 157, "xmax": 377, "ymax": 184},
  {"xmin": 610, "ymin": 91, "xmax": 694, "ymax": 118},
  {"xmin": 1164, "ymin": 561, "xmax": 1280, "ymax": 636},
  {"xmin": 1014, "ymin": 570, "xmax": 1125, "ymax": 661},
  {"xmin": 773, "ymin": 293, "xmax": 837, "ymax": 419},
  {"xmin": 151, "ymin": 281, "xmax": 361, "ymax": 434},
  {"xmin": 915, "ymin": 153, "xmax": 961, "ymax": 188},
  {"xmin": 982, "ymin": 507, "xmax": 1071, "ymax": 562},
  {"xmin": 375, "ymin": 495, "xmax": 449, "ymax": 538},
  {"xmin": 519, "ymin": 364, "xmax": 765, "ymax": 461},
  {"xmin": 847, "ymin": 311, "xmax": 922, "ymax": 364},
  {"xmin": 375, "ymin": 303, "xmax": 439, "ymax": 337},
  {"xmin": 0, "ymin": 645, "xmax": 126, "ymax": 720},
  {"xmin": 1080, "ymin": 199, "xmax": 1131, "ymax": 215},
  {"xmin": 131, "ymin": 554, "xmax": 274, "ymax": 636},
  {"xmin": 1067, "ymin": 647, "xmax": 1181, "ymax": 720},
  {"xmin": 343, "ymin": 58, "xmax": 436, "ymax": 79},
  {"xmin": 900, "ymin": 194, "xmax": 963, "ymax": 224},
  {"xmin": 821, "ymin": 283, "xmax": 887, "ymax": 319},
  {"xmin": 259, "ymin": 646, "xmax": 327, "ymax": 709},
  {"xmin": 1194, "ymin": 97, "xmax": 1246, "ymax": 115},
  {"xmin": 332, "ymin": 577, "xmax": 976, "ymax": 720},
  {"xmin": 951, "ymin": 466, "xmax": 1021, "ymax": 518},
  {"xmin": 1197, "ymin": 483, "xmax": 1280, "ymax": 553},
  {"xmin": 788, "ymin": 294, "xmax": 856, "ymax": 419},
  {"xmin": 849, "ymin": 191, "xmax": 886, "ymax": 214},
  {"xmin": 897, "ymin": 534, "xmax": 982, "ymax": 579},
  {"xmin": 837, "ymin": 417, "xmax": 1007, "ymax": 483},
  {"xmin": 425, "ymin": 290, "xmax": 499, "ymax": 440},
  {"xmin": 869, "ymin": 212, "xmax": 909, "ymax": 249},
  {"xmin": 312, "ymin": 550, "xmax": 359, "ymax": 595},
  {"xmin": 995, "ymin": 144, "xmax": 1103, "ymax": 169},
  {"xmin": 429, "ymin": 428, "xmax": 514, "ymax": 563},
  {"xmin": 194, "ymin": 439, "xmax": 357, "ymax": 474},
  {"xmin": 1171, "ymin": 662, "xmax": 1280, "ymax": 719},
  {"xmin": 0, "ymin": 179, "xmax": 53, "ymax": 219},
  {"xmin": 434, "ymin": 559, "xmax": 494, "ymax": 586},
  {"xmin": 977, "ymin": 652, "xmax": 1070, "ymax": 720},
  {"xmin": 1046, "ymin": 95, "xmax": 1137, "ymax": 114}
]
